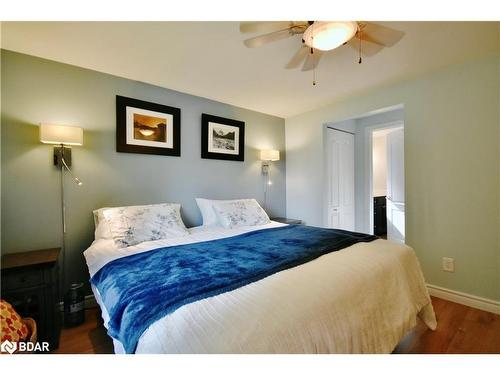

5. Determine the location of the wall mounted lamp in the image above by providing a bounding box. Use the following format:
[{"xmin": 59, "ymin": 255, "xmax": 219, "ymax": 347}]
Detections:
[
  {"xmin": 40, "ymin": 123, "xmax": 84, "ymax": 302},
  {"xmin": 260, "ymin": 149, "xmax": 280, "ymax": 211},
  {"xmin": 40, "ymin": 123, "xmax": 84, "ymax": 184},
  {"xmin": 260, "ymin": 149, "xmax": 280, "ymax": 176}
]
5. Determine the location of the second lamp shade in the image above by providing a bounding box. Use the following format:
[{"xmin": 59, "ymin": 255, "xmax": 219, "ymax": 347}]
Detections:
[{"xmin": 260, "ymin": 149, "xmax": 280, "ymax": 161}]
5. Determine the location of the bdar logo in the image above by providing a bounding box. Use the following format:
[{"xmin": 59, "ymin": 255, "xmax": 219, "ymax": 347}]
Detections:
[
  {"xmin": 1, "ymin": 340, "xmax": 17, "ymax": 354},
  {"xmin": 1, "ymin": 340, "xmax": 49, "ymax": 353}
]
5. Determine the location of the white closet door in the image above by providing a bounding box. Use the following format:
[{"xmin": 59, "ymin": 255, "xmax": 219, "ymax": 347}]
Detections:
[
  {"xmin": 326, "ymin": 129, "xmax": 355, "ymax": 231},
  {"xmin": 386, "ymin": 127, "xmax": 405, "ymax": 243}
]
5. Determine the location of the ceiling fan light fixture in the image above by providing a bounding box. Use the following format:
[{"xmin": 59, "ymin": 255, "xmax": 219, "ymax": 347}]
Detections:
[{"xmin": 303, "ymin": 21, "xmax": 357, "ymax": 51}]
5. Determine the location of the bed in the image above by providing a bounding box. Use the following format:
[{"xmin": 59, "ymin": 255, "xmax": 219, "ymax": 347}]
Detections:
[{"xmin": 84, "ymin": 219, "xmax": 437, "ymax": 354}]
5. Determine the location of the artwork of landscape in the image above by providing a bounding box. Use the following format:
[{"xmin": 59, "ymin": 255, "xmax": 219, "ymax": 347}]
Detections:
[
  {"xmin": 201, "ymin": 113, "xmax": 244, "ymax": 161},
  {"xmin": 133, "ymin": 113, "xmax": 167, "ymax": 142},
  {"xmin": 212, "ymin": 126, "xmax": 236, "ymax": 150},
  {"xmin": 116, "ymin": 95, "xmax": 180, "ymax": 156}
]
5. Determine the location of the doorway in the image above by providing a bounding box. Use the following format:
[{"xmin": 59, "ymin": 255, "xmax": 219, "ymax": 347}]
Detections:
[
  {"xmin": 323, "ymin": 105, "xmax": 404, "ymax": 235},
  {"xmin": 369, "ymin": 124, "xmax": 405, "ymax": 243}
]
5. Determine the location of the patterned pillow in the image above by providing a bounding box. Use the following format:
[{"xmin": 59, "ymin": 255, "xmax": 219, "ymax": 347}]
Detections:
[
  {"xmin": 102, "ymin": 203, "xmax": 189, "ymax": 248},
  {"xmin": 212, "ymin": 199, "xmax": 270, "ymax": 228},
  {"xmin": 93, "ymin": 207, "xmax": 113, "ymax": 240},
  {"xmin": 0, "ymin": 300, "xmax": 29, "ymax": 344}
]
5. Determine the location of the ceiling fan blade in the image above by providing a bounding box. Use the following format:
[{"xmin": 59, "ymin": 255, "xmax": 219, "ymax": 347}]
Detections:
[
  {"xmin": 346, "ymin": 37, "xmax": 384, "ymax": 57},
  {"xmin": 358, "ymin": 22, "xmax": 405, "ymax": 47},
  {"xmin": 240, "ymin": 21, "xmax": 294, "ymax": 34},
  {"xmin": 285, "ymin": 45, "xmax": 308, "ymax": 69},
  {"xmin": 357, "ymin": 32, "xmax": 385, "ymax": 46},
  {"xmin": 301, "ymin": 49, "xmax": 324, "ymax": 71},
  {"xmin": 243, "ymin": 28, "xmax": 293, "ymax": 48}
]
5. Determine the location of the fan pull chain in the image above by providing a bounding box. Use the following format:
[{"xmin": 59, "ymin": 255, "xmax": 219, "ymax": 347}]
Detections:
[
  {"xmin": 311, "ymin": 23, "xmax": 316, "ymax": 86},
  {"xmin": 312, "ymin": 48, "xmax": 316, "ymax": 86},
  {"xmin": 358, "ymin": 26, "xmax": 363, "ymax": 64}
]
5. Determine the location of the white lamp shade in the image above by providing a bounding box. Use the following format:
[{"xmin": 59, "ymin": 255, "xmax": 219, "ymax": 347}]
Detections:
[
  {"xmin": 303, "ymin": 21, "xmax": 358, "ymax": 51},
  {"xmin": 260, "ymin": 149, "xmax": 280, "ymax": 161},
  {"xmin": 40, "ymin": 124, "xmax": 83, "ymax": 146}
]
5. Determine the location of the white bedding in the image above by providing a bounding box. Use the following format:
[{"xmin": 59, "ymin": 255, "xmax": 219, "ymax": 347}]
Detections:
[{"xmin": 84, "ymin": 222, "xmax": 437, "ymax": 354}]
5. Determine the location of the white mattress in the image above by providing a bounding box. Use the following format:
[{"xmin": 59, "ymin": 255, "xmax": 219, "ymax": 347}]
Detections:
[{"xmin": 84, "ymin": 222, "xmax": 436, "ymax": 354}]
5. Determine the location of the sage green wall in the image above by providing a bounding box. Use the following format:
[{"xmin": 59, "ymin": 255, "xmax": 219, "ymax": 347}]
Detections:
[
  {"xmin": 1, "ymin": 50, "xmax": 286, "ymax": 292},
  {"xmin": 286, "ymin": 53, "xmax": 500, "ymax": 301}
]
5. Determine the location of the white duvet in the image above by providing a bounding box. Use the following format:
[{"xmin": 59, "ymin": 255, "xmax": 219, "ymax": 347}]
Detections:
[{"xmin": 84, "ymin": 222, "xmax": 437, "ymax": 354}]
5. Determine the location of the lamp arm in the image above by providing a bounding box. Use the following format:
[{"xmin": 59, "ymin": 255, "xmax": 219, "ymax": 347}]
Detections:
[{"xmin": 61, "ymin": 156, "xmax": 83, "ymax": 186}]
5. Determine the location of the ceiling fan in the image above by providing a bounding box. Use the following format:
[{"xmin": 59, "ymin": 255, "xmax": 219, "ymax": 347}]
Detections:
[{"xmin": 240, "ymin": 21, "xmax": 405, "ymax": 73}]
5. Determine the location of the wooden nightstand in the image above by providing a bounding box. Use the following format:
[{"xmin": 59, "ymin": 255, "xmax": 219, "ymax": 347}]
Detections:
[
  {"xmin": 1, "ymin": 248, "xmax": 62, "ymax": 351},
  {"xmin": 271, "ymin": 217, "xmax": 303, "ymax": 225}
]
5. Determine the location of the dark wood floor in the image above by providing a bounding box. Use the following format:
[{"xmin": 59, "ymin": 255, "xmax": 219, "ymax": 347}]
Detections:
[
  {"xmin": 54, "ymin": 308, "xmax": 114, "ymax": 354},
  {"xmin": 53, "ymin": 296, "xmax": 500, "ymax": 354},
  {"xmin": 393, "ymin": 296, "xmax": 500, "ymax": 354}
]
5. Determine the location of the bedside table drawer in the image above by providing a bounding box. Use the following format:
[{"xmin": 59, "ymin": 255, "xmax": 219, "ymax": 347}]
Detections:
[{"xmin": 2, "ymin": 269, "xmax": 44, "ymax": 289}]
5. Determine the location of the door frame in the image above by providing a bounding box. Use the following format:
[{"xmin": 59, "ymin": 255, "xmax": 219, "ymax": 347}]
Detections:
[{"xmin": 364, "ymin": 120, "xmax": 404, "ymax": 235}]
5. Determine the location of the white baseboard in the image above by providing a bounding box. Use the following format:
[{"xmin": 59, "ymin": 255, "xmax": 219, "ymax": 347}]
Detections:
[
  {"xmin": 58, "ymin": 294, "xmax": 98, "ymax": 311},
  {"xmin": 427, "ymin": 284, "xmax": 500, "ymax": 315}
]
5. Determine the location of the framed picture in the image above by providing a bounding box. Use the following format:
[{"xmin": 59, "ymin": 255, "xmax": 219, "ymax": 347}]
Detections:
[
  {"xmin": 116, "ymin": 95, "xmax": 181, "ymax": 156},
  {"xmin": 201, "ymin": 113, "xmax": 245, "ymax": 161}
]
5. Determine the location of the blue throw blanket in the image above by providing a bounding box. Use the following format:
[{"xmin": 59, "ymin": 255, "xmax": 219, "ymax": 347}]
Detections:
[{"xmin": 91, "ymin": 225, "xmax": 377, "ymax": 353}]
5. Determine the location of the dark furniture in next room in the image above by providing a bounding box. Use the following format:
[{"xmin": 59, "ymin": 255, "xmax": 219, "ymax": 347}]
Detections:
[{"xmin": 373, "ymin": 196, "xmax": 387, "ymax": 237}]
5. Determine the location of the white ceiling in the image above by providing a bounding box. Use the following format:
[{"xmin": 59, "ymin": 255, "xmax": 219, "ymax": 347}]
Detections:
[{"xmin": 2, "ymin": 21, "xmax": 499, "ymax": 118}]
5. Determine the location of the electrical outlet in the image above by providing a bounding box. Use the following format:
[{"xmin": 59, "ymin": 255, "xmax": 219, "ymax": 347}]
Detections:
[{"xmin": 442, "ymin": 257, "xmax": 455, "ymax": 272}]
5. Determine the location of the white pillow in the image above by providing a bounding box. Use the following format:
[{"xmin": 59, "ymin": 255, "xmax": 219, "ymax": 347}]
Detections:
[
  {"xmin": 102, "ymin": 203, "xmax": 189, "ymax": 248},
  {"xmin": 195, "ymin": 198, "xmax": 241, "ymax": 226},
  {"xmin": 212, "ymin": 199, "xmax": 270, "ymax": 229},
  {"xmin": 195, "ymin": 198, "xmax": 217, "ymax": 226},
  {"xmin": 93, "ymin": 207, "xmax": 112, "ymax": 240}
]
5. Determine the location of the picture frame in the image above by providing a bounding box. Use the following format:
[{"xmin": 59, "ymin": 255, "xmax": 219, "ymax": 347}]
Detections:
[
  {"xmin": 201, "ymin": 113, "xmax": 245, "ymax": 161},
  {"xmin": 116, "ymin": 95, "xmax": 181, "ymax": 156}
]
